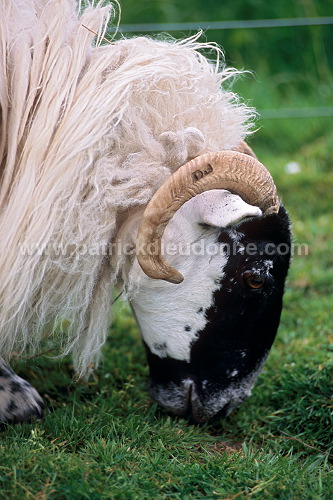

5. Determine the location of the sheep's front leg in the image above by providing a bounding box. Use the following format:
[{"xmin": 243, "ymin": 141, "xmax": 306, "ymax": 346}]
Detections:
[{"xmin": 0, "ymin": 359, "xmax": 44, "ymax": 423}]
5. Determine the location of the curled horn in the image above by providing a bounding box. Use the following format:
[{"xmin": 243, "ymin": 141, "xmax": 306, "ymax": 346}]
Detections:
[{"xmin": 136, "ymin": 150, "xmax": 280, "ymax": 284}]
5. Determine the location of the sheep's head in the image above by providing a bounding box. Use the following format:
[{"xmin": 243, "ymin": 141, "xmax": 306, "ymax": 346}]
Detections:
[{"xmin": 129, "ymin": 148, "xmax": 291, "ymax": 422}]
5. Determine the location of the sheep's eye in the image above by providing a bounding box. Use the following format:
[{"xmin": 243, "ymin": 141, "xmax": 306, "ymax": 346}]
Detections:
[{"xmin": 243, "ymin": 271, "xmax": 265, "ymax": 289}]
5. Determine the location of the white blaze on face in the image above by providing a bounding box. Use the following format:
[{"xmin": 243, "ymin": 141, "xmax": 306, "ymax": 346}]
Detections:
[{"xmin": 130, "ymin": 190, "xmax": 262, "ymax": 362}]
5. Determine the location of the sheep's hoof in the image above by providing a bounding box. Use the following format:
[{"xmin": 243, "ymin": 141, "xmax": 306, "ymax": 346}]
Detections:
[{"xmin": 0, "ymin": 364, "xmax": 44, "ymax": 424}]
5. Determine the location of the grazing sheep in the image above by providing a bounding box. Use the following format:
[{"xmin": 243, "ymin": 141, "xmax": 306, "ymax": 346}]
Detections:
[{"xmin": 0, "ymin": 0, "xmax": 291, "ymax": 423}]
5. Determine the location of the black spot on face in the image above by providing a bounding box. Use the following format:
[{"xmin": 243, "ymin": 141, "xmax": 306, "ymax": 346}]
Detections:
[
  {"xmin": 184, "ymin": 325, "xmax": 191, "ymax": 332},
  {"xmin": 189, "ymin": 207, "xmax": 292, "ymax": 382},
  {"xmin": 197, "ymin": 307, "xmax": 204, "ymax": 314},
  {"xmin": 153, "ymin": 342, "xmax": 167, "ymax": 352}
]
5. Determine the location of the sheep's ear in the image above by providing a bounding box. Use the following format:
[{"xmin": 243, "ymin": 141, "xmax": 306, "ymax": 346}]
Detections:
[
  {"xmin": 182, "ymin": 189, "xmax": 262, "ymax": 228},
  {"xmin": 232, "ymin": 140, "xmax": 257, "ymax": 159}
]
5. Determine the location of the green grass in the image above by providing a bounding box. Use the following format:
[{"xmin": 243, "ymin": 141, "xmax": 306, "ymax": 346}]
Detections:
[{"xmin": 0, "ymin": 131, "xmax": 332, "ymax": 498}]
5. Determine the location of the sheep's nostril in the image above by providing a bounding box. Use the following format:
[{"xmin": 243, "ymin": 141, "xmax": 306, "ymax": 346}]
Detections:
[{"xmin": 148, "ymin": 379, "xmax": 195, "ymax": 417}]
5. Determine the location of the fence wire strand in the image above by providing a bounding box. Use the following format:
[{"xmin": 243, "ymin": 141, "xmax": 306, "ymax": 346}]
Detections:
[{"xmin": 110, "ymin": 16, "xmax": 333, "ymax": 33}]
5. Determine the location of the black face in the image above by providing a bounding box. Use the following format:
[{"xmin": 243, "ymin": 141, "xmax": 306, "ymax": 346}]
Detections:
[{"xmin": 145, "ymin": 206, "xmax": 291, "ymax": 422}]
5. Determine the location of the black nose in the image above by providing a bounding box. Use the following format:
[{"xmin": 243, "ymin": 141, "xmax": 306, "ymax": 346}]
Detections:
[
  {"xmin": 149, "ymin": 378, "xmax": 194, "ymax": 418},
  {"xmin": 149, "ymin": 379, "xmax": 231, "ymax": 423}
]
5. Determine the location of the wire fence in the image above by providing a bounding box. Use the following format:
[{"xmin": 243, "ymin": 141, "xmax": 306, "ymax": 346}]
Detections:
[
  {"xmin": 259, "ymin": 107, "xmax": 333, "ymax": 120},
  {"xmin": 111, "ymin": 16, "xmax": 333, "ymax": 120},
  {"xmin": 112, "ymin": 16, "xmax": 333, "ymax": 33}
]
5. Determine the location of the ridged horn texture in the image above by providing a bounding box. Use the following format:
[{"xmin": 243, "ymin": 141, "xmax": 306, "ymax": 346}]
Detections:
[{"xmin": 136, "ymin": 150, "xmax": 280, "ymax": 284}]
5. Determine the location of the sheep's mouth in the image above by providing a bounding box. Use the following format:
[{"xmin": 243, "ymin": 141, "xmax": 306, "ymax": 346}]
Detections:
[{"xmin": 149, "ymin": 378, "xmax": 250, "ymax": 423}]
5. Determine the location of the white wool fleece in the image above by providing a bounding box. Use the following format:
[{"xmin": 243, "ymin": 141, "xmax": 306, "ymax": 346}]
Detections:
[{"xmin": 0, "ymin": 0, "xmax": 256, "ymax": 375}]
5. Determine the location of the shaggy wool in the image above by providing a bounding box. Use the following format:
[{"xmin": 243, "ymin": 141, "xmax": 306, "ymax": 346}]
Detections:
[{"xmin": 0, "ymin": 0, "xmax": 256, "ymax": 374}]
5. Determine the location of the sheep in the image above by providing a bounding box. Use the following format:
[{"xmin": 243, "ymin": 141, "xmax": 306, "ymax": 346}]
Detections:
[{"xmin": 0, "ymin": 0, "xmax": 291, "ymax": 423}]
